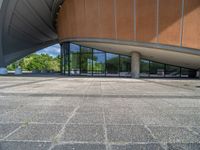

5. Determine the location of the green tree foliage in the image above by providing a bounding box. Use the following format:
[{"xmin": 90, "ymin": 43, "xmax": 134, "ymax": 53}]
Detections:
[{"xmin": 7, "ymin": 54, "xmax": 61, "ymax": 72}]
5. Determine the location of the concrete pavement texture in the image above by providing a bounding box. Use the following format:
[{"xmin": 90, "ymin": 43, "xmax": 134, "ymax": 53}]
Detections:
[{"xmin": 0, "ymin": 75, "xmax": 200, "ymax": 150}]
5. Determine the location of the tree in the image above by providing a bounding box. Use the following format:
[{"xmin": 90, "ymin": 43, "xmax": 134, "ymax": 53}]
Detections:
[{"xmin": 7, "ymin": 53, "xmax": 61, "ymax": 73}]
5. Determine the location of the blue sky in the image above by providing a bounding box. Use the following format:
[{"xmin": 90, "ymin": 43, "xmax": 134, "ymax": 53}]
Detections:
[{"xmin": 36, "ymin": 44, "xmax": 60, "ymax": 57}]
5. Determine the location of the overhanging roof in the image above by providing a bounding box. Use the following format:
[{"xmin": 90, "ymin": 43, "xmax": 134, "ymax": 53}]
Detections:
[{"xmin": 0, "ymin": 0, "xmax": 63, "ymax": 66}]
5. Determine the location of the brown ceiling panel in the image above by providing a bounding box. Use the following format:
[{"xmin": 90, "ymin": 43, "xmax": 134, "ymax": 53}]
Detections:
[
  {"xmin": 159, "ymin": 0, "xmax": 182, "ymax": 46},
  {"xmin": 57, "ymin": 6, "xmax": 65, "ymax": 39},
  {"xmin": 85, "ymin": 0, "xmax": 100, "ymax": 38},
  {"xmin": 182, "ymin": 0, "xmax": 200, "ymax": 50},
  {"xmin": 136, "ymin": 0, "xmax": 157, "ymax": 43},
  {"xmin": 115, "ymin": 0, "xmax": 134, "ymax": 40},
  {"xmin": 99, "ymin": 0, "xmax": 115, "ymax": 39}
]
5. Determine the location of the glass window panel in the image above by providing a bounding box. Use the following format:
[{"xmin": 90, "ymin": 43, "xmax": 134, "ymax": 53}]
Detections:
[
  {"xmin": 81, "ymin": 46, "xmax": 92, "ymax": 53},
  {"xmin": 181, "ymin": 68, "xmax": 196, "ymax": 78},
  {"xmin": 181, "ymin": 68, "xmax": 190, "ymax": 78},
  {"xmin": 93, "ymin": 50, "xmax": 105, "ymax": 76},
  {"xmin": 140, "ymin": 59, "xmax": 150, "ymax": 77},
  {"xmin": 69, "ymin": 44, "xmax": 80, "ymax": 75},
  {"xmin": 70, "ymin": 54, "xmax": 80, "ymax": 75},
  {"xmin": 80, "ymin": 47, "xmax": 92, "ymax": 76},
  {"xmin": 70, "ymin": 43, "xmax": 80, "ymax": 53},
  {"xmin": 120, "ymin": 55, "xmax": 131, "ymax": 77},
  {"xmin": 94, "ymin": 49, "xmax": 104, "ymax": 53},
  {"xmin": 106, "ymin": 53, "xmax": 119, "ymax": 77},
  {"xmin": 150, "ymin": 61, "xmax": 165, "ymax": 77},
  {"xmin": 189, "ymin": 69, "xmax": 197, "ymax": 78},
  {"xmin": 165, "ymin": 65, "xmax": 180, "ymax": 78}
]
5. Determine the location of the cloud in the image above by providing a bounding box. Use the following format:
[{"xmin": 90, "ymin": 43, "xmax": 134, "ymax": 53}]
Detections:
[{"xmin": 36, "ymin": 44, "xmax": 60, "ymax": 57}]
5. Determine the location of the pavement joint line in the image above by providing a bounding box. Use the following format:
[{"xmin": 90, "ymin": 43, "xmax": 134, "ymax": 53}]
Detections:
[
  {"xmin": 55, "ymin": 106, "xmax": 80, "ymax": 138},
  {"xmin": 48, "ymin": 78, "xmax": 95, "ymax": 150},
  {"xmin": 47, "ymin": 106, "xmax": 80, "ymax": 150},
  {"xmin": 1, "ymin": 122, "xmax": 198, "ymax": 128},
  {"xmin": 1, "ymin": 119, "xmax": 200, "ymax": 127},
  {"xmin": 2, "ymin": 139, "xmax": 52, "ymax": 143},
  {"xmin": 103, "ymin": 107, "xmax": 111, "ymax": 150},
  {"xmin": 142, "ymin": 79, "xmax": 194, "ymax": 91},
  {"xmin": 101, "ymin": 81, "xmax": 112, "ymax": 150},
  {"xmin": 186, "ymin": 127, "xmax": 200, "ymax": 136},
  {"xmin": 1, "ymin": 139, "xmax": 200, "ymax": 145},
  {"xmin": 1, "ymin": 92, "xmax": 200, "ymax": 99},
  {"xmin": 0, "ymin": 78, "xmax": 59, "ymax": 90},
  {"xmin": 0, "ymin": 104, "xmax": 27, "ymax": 117},
  {"xmin": 144, "ymin": 125, "xmax": 157, "ymax": 141},
  {"xmin": 144, "ymin": 125, "xmax": 168, "ymax": 150},
  {"xmin": 2, "ymin": 126, "xmax": 23, "ymax": 140}
]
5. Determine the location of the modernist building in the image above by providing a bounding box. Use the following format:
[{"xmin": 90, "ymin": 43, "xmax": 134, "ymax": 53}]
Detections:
[{"xmin": 0, "ymin": 0, "xmax": 200, "ymax": 78}]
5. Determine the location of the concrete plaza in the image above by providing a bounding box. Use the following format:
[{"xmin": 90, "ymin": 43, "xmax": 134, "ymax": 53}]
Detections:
[{"xmin": 0, "ymin": 75, "xmax": 200, "ymax": 150}]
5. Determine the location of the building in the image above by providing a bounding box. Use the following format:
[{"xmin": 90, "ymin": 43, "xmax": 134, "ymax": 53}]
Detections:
[{"xmin": 0, "ymin": 0, "xmax": 200, "ymax": 78}]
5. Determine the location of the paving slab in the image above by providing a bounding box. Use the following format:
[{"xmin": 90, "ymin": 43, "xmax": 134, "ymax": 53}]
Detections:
[
  {"xmin": 69, "ymin": 113, "xmax": 104, "ymax": 124},
  {"xmin": 77, "ymin": 105, "xmax": 103, "ymax": 113},
  {"xmin": 31, "ymin": 112, "xmax": 70, "ymax": 124},
  {"xmin": 191, "ymin": 127, "xmax": 200, "ymax": 135},
  {"xmin": 171, "ymin": 114, "xmax": 200, "ymax": 126},
  {"xmin": 131, "ymin": 125, "xmax": 156, "ymax": 142},
  {"xmin": 139, "ymin": 113, "xmax": 178, "ymax": 126},
  {"xmin": 51, "ymin": 143, "xmax": 106, "ymax": 150},
  {"xmin": 149, "ymin": 126, "xmax": 200, "ymax": 143},
  {"xmin": 61, "ymin": 124, "xmax": 105, "ymax": 142},
  {"xmin": 107, "ymin": 125, "xmax": 132, "ymax": 143},
  {"xmin": 105, "ymin": 113, "xmax": 142, "ymax": 125},
  {"xmin": 0, "ymin": 112, "xmax": 35, "ymax": 123},
  {"xmin": 0, "ymin": 124, "xmax": 20, "ymax": 139},
  {"xmin": 167, "ymin": 143, "xmax": 200, "ymax": 150},
  {"xmin": 0, "ymin": 141, "xmax": 51, "ymax": 150},
  {"xmin": 111, "ymin": 144, "xmax": 165, "ymax": 150},
  {"xmin": 7, "ymin": 124, "xmax": 62, "ymax": 141},
  {"xmin": 107, "ymin": 125, "xmax": 156, "ymax": 143}
]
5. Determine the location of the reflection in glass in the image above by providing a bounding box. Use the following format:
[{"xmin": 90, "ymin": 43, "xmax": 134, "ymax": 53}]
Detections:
[
  {"xmin": 165, "ymin": 65, "xmax": 180, "ymax": 77},
  {"xmin": 181, "ymin": 68, "xmax": 190, "ymax": 78},
  {"xmin": 106, "ymin": 53, "xmax": 119, "ymax": 77},
  {"xmin": 70, "ymin": 43, "xmax": 80, "ymax": 53},
  {"xmin": 66, "ymin": 43, "xmax": 197, "ymax": 78},
  {"xmin": 70, "ymin": 44, "xmax": 80, "ymax": 75},
  {"xmin": 120, "ymin": 55, "xmax": 131, "ymax": 77},
  {"xmin": 150, "ymin": 61, "xmax": 165, "ymax": 77},
  {"xmin": 140, "ymin": 59, "xmax": 150, "ymax": 77},
  {"xmin": 80, "ymin": 47, "xmax": 92, "ymax": 76},
  {"xmin": 93, "ymin": 50, "xmax": 106, "ymax": 76}
]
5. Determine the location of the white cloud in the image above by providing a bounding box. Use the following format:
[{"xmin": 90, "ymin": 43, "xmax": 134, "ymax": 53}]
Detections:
[{"xmin": 36, "ymin": 44, "xmax": 60, "ymax": 57}]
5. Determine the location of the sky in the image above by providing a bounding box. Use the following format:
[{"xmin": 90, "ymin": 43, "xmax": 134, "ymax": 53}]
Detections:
[{"xmin": 36, "ymin": 44, "xmax": 60, "ymax": 57}]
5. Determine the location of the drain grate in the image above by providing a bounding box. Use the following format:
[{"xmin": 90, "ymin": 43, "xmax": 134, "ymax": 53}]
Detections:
[{"xmin": 196, "ymin": 86, "xmax": 200, "ymax": 88}]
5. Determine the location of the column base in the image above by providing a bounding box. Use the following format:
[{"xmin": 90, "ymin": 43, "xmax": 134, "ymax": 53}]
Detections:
[
  {"xmin": 131, "ymin": 52, "xmax": 140, "ymax": 79},
  {"xmin": 131, "ymin": 73, "xmax": 140, "ymax": 79},
  {"xmin": 0, "ymin": 68, "xmax": 8, "ymax": 75}
]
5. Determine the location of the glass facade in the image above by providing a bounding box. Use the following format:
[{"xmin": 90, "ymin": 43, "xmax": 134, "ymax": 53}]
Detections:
[
  {"xmin": 62, "ymin": 43, "xmax": 132, "ymax": 77},
  {"xmin": 93, "ymin": 50, "xmax": 106, "ymax": 76},
  {"xmin": 165, "ymin": 65, "xmax": 181, "ymax": 78},
  {"xmin": 106, "ymin": 53, "xmax": 120, "ymax": 77},
  {"xmin": 61, "ymin": 43, "xmax": 197, "ymax": 78},
  {"xmin": 120, "ymin": 55, "xmax": 131, "ymax": 77},
  {"xmin": 149, "ymin": 61, "xmax": 165, "ymax": 77},
  {"xmin": 80, "ymin": 47, "xmax": 93, "ymax": 76},
  {"xmin": 70, "ymin": 44, "xmax": 80, "ymax": 75},
  {"xmin": 140, "ymin": 60, "xmax": 196, "ymax": 78},
  {"xmin": 140, "ymin": 59, "xmax": 150, "ymax": 77}
]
